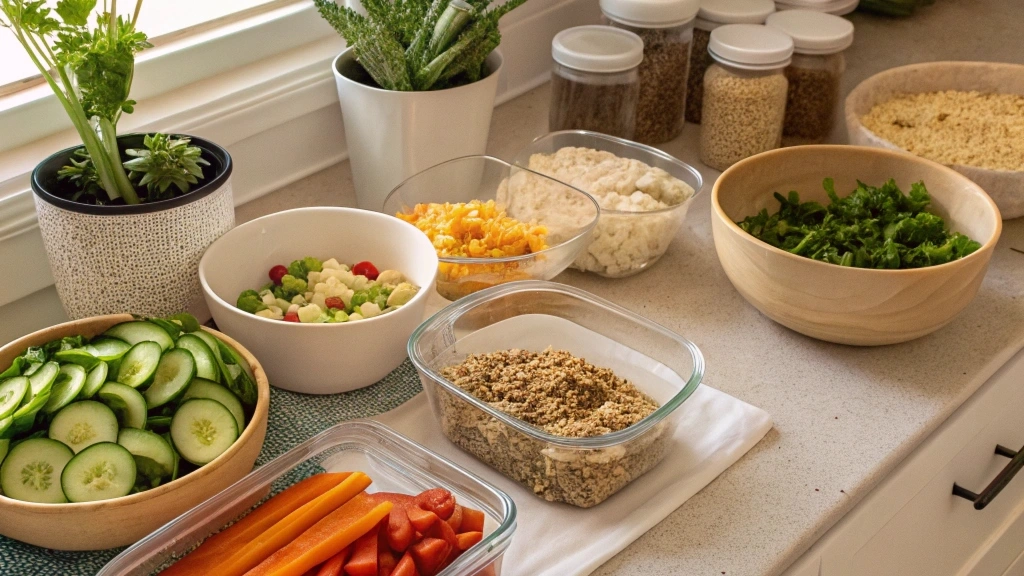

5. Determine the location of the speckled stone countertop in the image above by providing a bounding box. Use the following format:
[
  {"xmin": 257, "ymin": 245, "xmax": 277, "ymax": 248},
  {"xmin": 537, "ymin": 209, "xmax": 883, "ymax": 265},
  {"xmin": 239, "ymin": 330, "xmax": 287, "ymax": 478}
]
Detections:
[{"xmin": 236, "ymin": 3, "xmax": 1024, "ymax": 575}]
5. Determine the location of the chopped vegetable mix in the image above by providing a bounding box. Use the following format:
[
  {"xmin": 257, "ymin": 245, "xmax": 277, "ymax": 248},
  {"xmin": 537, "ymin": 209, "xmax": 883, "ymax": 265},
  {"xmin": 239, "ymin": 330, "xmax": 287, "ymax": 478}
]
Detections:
[
  {"xmin": 737, "ymin": 178, "xmax": 982, "ymax": 269},
  {"xmin": 236, "ymin": 257, "xmax": 419, "ymax": 323}
]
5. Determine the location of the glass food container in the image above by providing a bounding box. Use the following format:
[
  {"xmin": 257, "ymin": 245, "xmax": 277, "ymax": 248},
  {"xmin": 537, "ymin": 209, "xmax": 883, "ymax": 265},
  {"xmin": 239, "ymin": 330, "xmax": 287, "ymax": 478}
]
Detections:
[
  {"xmin": 408, "ymin": 280, "xmax": 705, "ymax": 508},
  {"xmin": 600, "ymin": 0, "xmax": 700, "ymax": 144},
  {"xmin": 512, "ymin": 130, "xmax": 704, "ymax": 278},
  {"xmin": 766, "ymin": 9, "xmax": 854, "ymax": 143},
  {"xmin": 699, "ymin": 24, "xmax": 793, "ymax": 171},
  {"xmin": 382, "ymin": 155, "xmax": 599, "ymax": 301},
  {"xmin": 99, "ymin": 421, "xmax": 517, "ymax": 576},
  {"xmin": 549, "ymin": 25, "xmax": 644, "ymax": 140},
  {"xmin": 685, "ymin": 0, "xmax": 776, "ymax": 124}
]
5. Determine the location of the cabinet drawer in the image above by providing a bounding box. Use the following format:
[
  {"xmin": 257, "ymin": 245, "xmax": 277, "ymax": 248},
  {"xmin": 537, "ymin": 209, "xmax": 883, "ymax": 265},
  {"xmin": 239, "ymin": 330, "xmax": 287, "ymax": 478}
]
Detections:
[{"xmin": 849, "ymin": 391, "xmax": 1024, "ymax": 576}]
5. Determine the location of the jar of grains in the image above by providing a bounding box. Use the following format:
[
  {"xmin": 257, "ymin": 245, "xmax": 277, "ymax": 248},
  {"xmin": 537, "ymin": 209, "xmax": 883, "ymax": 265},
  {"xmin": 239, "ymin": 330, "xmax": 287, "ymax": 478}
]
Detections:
[
  {"xmin": 699, "ymin": 24, "xmax": 793, "ymax": 170},
  {"xmin": 766, "ymin": 9, "xmax": 854, "ymax": 142},
  {"xmin": 549, "ymin": 26, "xmax": 644, "ymax": 140},
  {"xmin": 684, "ymin": 0, "xmax": 775, "ymax": 125},
  {"xmin": 600, "ymin": 0, "xmax": 700, "ymax": 144}
]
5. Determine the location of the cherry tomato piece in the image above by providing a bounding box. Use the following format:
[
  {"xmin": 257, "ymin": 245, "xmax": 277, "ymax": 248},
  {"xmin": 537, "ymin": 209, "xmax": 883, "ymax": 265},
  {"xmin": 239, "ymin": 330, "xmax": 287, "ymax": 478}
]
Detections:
[
  {"xmin": 352, "ymin": 261, "xmax": 379, "ymax": 280},
  {"xmin": 283, "ymin": 312, "xmax": 300, "ymax": 323},
  {"xmin": 269, "ymin": 264, "xmax": 288, "ymax": 285},
  {"xmin": 324, "ymin": 297, "xmax": 344, "ymax": 310}
]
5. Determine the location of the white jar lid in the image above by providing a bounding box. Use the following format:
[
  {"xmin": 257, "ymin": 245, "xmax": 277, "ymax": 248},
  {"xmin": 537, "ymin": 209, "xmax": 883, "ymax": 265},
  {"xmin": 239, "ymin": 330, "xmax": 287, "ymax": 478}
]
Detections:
[
  {"xmin": 601, "ymin": 0, "xmax": 700, "ymax": 28},
  {"xmin": 766, "ymin": 9, "xmax": 853, "ymax": 54},
  {"xmin": 775, "ymin": 0, "xmax": 859, "ymax": 16},
  {"xmin": 552, "ymin": 25, "xmax": 645, "ymax": 73},
  {"xmin": 708, "ymin": 23, "xmax": 793, "ymax": 70},
  {"xmin": 695, "ymin": 0, "xmax": 775, "ymax": 30}
]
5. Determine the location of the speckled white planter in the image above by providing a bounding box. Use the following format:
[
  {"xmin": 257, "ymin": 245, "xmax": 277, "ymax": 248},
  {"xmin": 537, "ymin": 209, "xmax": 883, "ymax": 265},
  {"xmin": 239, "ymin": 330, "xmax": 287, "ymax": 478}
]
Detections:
[{"xmin": 31, "ymin": 134, "xmax": 234, "ymax": 321}]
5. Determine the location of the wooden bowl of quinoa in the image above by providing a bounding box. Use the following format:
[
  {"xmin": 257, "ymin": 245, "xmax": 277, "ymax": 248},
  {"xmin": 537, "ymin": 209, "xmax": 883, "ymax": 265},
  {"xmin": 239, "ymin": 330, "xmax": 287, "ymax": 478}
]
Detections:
[{"xmin": 845, "ymin": 61, "xmax": 1024, "ymax": 219}]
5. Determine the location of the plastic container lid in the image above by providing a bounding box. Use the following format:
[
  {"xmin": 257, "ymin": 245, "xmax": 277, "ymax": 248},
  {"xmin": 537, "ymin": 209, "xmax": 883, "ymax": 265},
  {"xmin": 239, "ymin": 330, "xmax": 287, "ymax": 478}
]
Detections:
[
  {"xmin": 695, "ymin": 0, "xmax": 775, "ymax": 30},
  {"xmin": 708, "ymin": 23, "xmax": 794, "ymax": 70},
  {"xmin": 766, "ymin": 9, "xmax": 854, "ymax": 54},
  {"xmin": 775, "ymin": 0, "xmax": 860, "ymax": 16},
  {"xmin": 552, "ymin": 25, "xmax": 645, "ymax": 73},
  {"xmin": 600, "ymin": 0, "xmax": 700, "ymax": 28}
]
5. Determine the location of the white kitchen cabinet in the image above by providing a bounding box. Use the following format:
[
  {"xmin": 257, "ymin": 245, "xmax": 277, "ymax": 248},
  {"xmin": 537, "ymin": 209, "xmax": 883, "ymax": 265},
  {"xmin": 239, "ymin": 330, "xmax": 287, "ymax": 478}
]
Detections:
[{"xmin": 782, "ymin": 348, "xmax": 1024, "ymax": 576}]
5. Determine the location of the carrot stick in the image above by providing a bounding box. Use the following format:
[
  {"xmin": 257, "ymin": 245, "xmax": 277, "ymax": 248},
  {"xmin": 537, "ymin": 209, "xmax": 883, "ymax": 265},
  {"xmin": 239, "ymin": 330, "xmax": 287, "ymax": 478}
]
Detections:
[
  {"xmin": 245, "ymin": 494, "xmax": 393, "ymax": 576},
  {"xmin": 215, "ymin": 472, "xmax": 373, "ymax": 576},
  {"xmin": 164, "ymin": 473, "xmax": 351, "ymax": 576},
  {"xmin": 314, "ymin": 547, "xmax": 350, "ymax": 576}
]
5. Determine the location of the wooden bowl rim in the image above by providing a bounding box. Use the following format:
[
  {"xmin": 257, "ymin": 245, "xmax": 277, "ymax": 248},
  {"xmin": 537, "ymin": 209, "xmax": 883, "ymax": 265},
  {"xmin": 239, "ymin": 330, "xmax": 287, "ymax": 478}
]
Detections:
[
  {"xmin": 844, "ymin": 61, "xmax": 1024, "ymax": 177},
  {"xmin": 711, "ymin": 144, "xmax": 1003, "ymax": 276},
  {"xmin": 0, "ymin": 314, "xmax": 270, "ymax": 514}
]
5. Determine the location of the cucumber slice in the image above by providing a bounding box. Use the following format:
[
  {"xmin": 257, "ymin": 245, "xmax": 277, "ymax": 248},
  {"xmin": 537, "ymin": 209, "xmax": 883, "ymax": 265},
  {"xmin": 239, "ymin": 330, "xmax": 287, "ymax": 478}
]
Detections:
[
  {"xmin": 162, "ymin": 432, "xmax": 181, "ymax": 482},
  {"xmin": 116, "ymin": 341, "xmax": 162, "ymax": 389},
  {"xmin": 60, "ymin": 442, "xmax": 136, "ymax": 503},
  {"xmin": 190, "ymin": 330, "xmax": 233, "ymax": 386},
  {"xmin": 0, "ymin": 438, "xmax": 8, "ymax": 467},
  {"xmin": 79, "ymin": 362, "xmax": 108, "ymax": 400},
  {"xmin": 7, "ymin": 387, "xmax": 50, "ymax": 439},
  {"xmin": 0, "ymin": 377, "xmax": 29, "ymax": 419},
  {"xmin": 22, "ymin": 362, "xmax": 41, "ymax": 377},
  {"xmin": 146, "ymin": 318, "xmax": 184, "ymax": 342},
  {"xmin": 182, "ymin": 378, "xmax": 245, "ymax": 435},
  {"xmin": 48, "ymin": 401, "xmax": 119, "ymax": 453},
  {"xmin": 214, "ymin": 340, "xmax": 258, "ymax": 407},
  {"xmin": 146, "ymin": 415, "xmax": 172, "ymax": 431},
  {"xmin": 97, "ymin": 383, "xmax": 147, "ymax": 430},
  {"xmin": 103, "ymin": 321, "xmax": 174, "ymax": 352},
  {"xmin": 27, "ymin": 361, "xmax": 59, "ymax": 398},
  {"xmin": 144, "ymin": 349, "xmax": 196, "ymax": 409},
  {"xmin": 170, "ymin": 399, "xmax": 238, "ymax": 465},
  {"xmin": 0, "ymin": 416, "xmax": 10, "ymax": 438},
  {"xmin": 85, "ymin": 337, "xmax": 131, "ymax": 361},
  {"xmin": 118, "ymin": 428, "xmax": 174, "ymax": 479},
  {"xmin": 43, "ymin": 364, "xmax": 87, "ymax": 415},
  {"xmin": 175, "ymin": 335, "xmax": 218, "ymax": 381},
  {"xmin": 52, "ymin": 349, "xmax": 102, "ymax": 371},
  {"xmin": 0, "ymin": 438, "xmax": 74, "ymax": 503}
]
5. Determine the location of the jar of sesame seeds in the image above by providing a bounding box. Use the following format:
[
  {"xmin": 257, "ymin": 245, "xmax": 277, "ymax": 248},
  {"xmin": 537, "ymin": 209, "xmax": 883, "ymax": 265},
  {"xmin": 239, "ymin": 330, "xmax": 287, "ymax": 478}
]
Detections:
[
  {"xmin": 699, "ymin": 24, "xmax": 793, "ymax": 171},
  {"xmin": 600, "ymin": 0, "xmax": 700, "ymax": 144},
  {"xmin": 766, "ymin": 10, "xmax": 854, "ymax": 143}
]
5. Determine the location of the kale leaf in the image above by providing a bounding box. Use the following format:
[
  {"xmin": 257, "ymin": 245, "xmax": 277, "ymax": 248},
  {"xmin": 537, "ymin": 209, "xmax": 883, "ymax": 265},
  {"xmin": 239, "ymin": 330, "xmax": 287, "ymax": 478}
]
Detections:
[{"xmin": 737, "ymin": 178, "xmax": 981, "ymax": 269}]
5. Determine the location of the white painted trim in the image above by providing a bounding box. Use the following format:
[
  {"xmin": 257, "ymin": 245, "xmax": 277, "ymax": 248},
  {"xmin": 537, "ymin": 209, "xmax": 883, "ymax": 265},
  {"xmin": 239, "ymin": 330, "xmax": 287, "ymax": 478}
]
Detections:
[{"xmin": 0, "ymin": 0, "xmax": 601, "ymax": 309}]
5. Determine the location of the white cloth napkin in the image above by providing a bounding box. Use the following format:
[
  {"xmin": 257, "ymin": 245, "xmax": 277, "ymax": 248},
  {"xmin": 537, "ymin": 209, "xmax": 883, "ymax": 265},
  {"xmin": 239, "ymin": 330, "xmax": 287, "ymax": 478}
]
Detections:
[{"xmin": 373, "ymin": 384, "xmax": 773, "ymax": 576}]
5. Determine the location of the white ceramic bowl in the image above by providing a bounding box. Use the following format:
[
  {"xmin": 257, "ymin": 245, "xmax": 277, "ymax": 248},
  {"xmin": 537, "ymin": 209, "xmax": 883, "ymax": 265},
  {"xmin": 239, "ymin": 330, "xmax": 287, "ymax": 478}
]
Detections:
[
  {"xmin": 712, "ymin": 145, "xmax": 1002, "ymax": 346},
  {"xmin": 846, "ymin": 61, "xmax": 1024, "ymax": 219},
  {"xmin": 199, "ymin": 207, "xmax": 438, "ymax": 394}
]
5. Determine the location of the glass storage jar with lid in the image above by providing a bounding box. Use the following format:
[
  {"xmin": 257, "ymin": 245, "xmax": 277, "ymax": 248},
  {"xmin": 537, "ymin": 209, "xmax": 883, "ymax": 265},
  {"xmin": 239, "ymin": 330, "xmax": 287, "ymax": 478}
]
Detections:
[
  {"xmin": 549, "ymin": 25, "xmax": 644, "ymax": 140},
  {"xmin": 698, "ymin": 24, "xmax": 793, "ymax": 171},
  {"xmin": 685, "ymin": 0, "xmax": 775, "ymax": 124},
  {"xmin": 766, "ymin": 9, "xmax": 854, "ymax": 142},
  {"xmin": 600, "ymin": 0, "xmax": 700, "ymax": 144}
]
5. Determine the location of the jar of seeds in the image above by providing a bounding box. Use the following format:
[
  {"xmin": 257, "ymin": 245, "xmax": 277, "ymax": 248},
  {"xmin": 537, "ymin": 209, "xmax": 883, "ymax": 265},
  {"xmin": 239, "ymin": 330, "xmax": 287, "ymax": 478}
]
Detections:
[
  {"xmin": 699, "ymin": 24, "xmax": 793, "ymax": 171},
  {"xmin": 600, "ymin": 0, "xmax": 700, "ymax": 144},
  {"xmin": 766, "ymin": 10, "xmax": 854, "ymax": 143},
  {"xmin": 549, "ymin": 26, "xmax": 644, "ymax": 140},
  {"xmin": 685, "ymin": 0, "xmax": 776, "ymax": 125}
]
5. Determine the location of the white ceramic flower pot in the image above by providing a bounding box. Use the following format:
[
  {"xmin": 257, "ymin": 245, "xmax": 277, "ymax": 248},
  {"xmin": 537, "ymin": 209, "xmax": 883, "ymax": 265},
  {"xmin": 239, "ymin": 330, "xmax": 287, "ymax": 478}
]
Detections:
[
  {"xmin": 332, "ymin": 47, "xmax": 504, "ymax": 211},
  {"xmin": 31, "ymin": 134, "xmax": 235, "ymax": 321}
]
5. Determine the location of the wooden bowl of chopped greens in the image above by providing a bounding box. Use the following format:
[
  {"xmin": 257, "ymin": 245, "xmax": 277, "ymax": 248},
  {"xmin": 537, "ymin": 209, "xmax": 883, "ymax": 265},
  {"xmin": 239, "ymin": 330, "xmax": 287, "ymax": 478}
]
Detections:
[
  {"xmin": 0, "ymin": 314, "xmax": 269, "ymax": 550},
  {"xmin": 845, "ymin": 61, "xmax": 1024, "ymax": 219},
  {"xmin": 711, "ymin": 145, "xmax": 1002, "ymax": 346}
]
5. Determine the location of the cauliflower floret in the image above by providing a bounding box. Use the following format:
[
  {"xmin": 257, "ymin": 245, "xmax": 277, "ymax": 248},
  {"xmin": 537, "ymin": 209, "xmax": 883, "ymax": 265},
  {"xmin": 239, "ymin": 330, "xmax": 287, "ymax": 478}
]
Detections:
[
  {"xmin": 307, "ymin": 270, "xmax": 321, "ymax": 285},
  {"xmin": 350, "ymin": 275, "xmax": 370, "ymax": 291},
  {"xmin": 268, "ymin": 305, "xmax": 283, "ymax": 316},
  {"xmin": 359, "ymin": 302, "xmax": 382, "ymax": 318},
  {"xmin": 313, "ymin": 282, "xmax": 328, "ymax": 295},
  {"xmin": 287, "ymin": 303, "xmax": 300, "ymax": 314},
  {"xmin": 297, "ymin": 303, "xmax": 322, "ymax": 323},
  {"xmin": 291, "ymin": 294, "xmax": 306, "ymax": 305},
  {"xmin": 376, "ymin": 270, "xmax": 404, "ymax": 286},
  {"xmin": 322, "ymin": 258, "xmax": 341, "ymax": 270},
  {"xmin": 260, "ymin": 291, "xmax": 276, "ymax": 306},
  {"xmin": 348, "ymin": 313, "xmax": 364, "ymax": 322},
  {"xmin": 255, "ymin": 309, "xmax": 278, "ymax": 319},
  {"xmin": 311, "ymin": 292, "xmax": 327, "ymax": 310}
]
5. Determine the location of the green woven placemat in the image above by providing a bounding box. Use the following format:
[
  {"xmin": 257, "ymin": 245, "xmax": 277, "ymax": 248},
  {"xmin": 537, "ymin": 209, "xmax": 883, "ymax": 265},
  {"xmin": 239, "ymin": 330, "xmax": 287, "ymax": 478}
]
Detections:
[{"xmin": 0, "ymin": 360, "xmax": 424, "ymax": 575}]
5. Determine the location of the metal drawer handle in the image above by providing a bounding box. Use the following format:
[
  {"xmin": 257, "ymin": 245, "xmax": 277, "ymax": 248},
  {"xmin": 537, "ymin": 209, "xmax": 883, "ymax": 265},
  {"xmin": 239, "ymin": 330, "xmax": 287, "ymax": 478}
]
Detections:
[{"xmin": 953, "ymin": 445, "xmax": 1024, "ymax": 510}]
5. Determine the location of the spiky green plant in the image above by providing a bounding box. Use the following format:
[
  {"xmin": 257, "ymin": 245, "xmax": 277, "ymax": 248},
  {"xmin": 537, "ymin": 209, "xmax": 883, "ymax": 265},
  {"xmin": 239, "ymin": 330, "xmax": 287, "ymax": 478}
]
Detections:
[{"xmin": 314, "ymin": 0, "xmax": 526, "ymax": 91}]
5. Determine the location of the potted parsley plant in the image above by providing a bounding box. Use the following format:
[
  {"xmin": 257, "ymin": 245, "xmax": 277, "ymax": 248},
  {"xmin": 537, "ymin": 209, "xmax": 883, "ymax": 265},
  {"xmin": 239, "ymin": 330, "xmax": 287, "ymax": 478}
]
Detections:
[
  {"xmin": 316, "ymin": 0, "xmax": 526, "ymax": 210},
  {"xmin": 1, "ymin": 0, "xmax": 235, "ymax": 320}
]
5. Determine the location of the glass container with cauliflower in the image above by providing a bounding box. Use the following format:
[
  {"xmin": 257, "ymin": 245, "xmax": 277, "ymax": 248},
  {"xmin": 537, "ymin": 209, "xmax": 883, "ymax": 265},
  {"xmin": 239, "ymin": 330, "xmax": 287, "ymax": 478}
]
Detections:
[
  {"xmin": 235, "ymin": 256, "xmax": 420, "ymax": 323},
  {"xmin": 513, "ymin": 131, "xmax": 704, "ymax": 278}
]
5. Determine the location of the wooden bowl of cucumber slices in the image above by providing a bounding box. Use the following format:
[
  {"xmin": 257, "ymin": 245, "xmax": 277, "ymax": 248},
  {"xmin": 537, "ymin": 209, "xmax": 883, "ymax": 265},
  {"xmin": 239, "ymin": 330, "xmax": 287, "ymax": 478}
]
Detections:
[{"xmin": 0, "ymin": 314, "xmax": 269, "ymax": 550}]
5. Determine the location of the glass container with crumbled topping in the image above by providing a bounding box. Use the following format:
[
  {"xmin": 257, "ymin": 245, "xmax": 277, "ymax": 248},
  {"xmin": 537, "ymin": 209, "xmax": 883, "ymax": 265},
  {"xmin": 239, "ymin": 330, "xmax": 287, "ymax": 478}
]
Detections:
[{"xmin": 409, "ymin": 280, "xmax": 705, "ymax": 508}]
